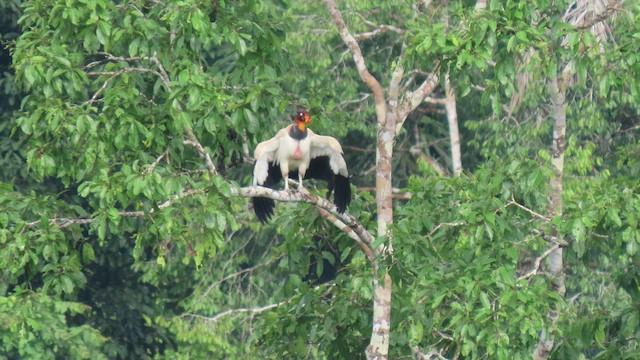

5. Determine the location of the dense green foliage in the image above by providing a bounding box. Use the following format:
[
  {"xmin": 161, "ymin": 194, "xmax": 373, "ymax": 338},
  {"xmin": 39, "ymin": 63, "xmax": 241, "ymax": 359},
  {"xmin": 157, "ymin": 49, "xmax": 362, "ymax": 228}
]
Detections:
[{"xmin": 1, "ymin": 0, "xmax": 639, "ymax": 359}]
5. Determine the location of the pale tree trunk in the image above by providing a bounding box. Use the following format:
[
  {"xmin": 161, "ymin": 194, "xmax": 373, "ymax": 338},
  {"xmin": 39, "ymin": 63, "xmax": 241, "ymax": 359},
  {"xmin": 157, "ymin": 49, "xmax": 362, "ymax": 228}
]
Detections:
[
  {"xmin": 324, "ymin": 1, "xmax": 440, "ymax": 358},
  {"xmin": 444, "ymin": 74, "xmax": 462, "ymax": 176},
  {"xmin": 323, "ymin": 1, "xmax": 392, "ymax": 358},
  {"xmin": 533, "ymin": 75, "xmax": 568, "ymax": 360},
  {"xmin": 533, "ymin": 1, "xmax": 618, "ymax": 357}
]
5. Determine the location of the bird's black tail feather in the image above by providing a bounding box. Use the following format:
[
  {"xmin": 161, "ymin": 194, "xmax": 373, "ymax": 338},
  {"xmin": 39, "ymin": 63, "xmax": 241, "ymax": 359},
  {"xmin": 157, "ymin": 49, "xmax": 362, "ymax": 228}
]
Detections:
[
  {"xmin": 333, "ymin": 175, "xmax": 351, "ymax": 213},
  {"xmin": 252, "ymin": 197, "xmax": 275, "ymax": 224}
]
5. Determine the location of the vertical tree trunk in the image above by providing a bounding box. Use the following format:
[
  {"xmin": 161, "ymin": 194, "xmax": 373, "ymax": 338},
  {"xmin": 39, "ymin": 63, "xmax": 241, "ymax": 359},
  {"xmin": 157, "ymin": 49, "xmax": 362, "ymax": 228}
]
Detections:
[
  {"xmin": 366, "ymin": 111, "xmax": 396, "ymax": 359},
  {"xmin": 444, "ymin": 74, "xmax": 462, "ymax": 176},
  {"xmin": 324, "ymin": 2, "xmax": 393, "ymax": 358},
  {"xmin": 366, "ymin": 273, "xmax": 392, "ymax": 359},
  {"xmin": 534, "ymin": 75, "xmax": 567, "ymax": 360},
  {"xmin": 324, "ymin": 3, "xmax": 441, "ymax": 357}
]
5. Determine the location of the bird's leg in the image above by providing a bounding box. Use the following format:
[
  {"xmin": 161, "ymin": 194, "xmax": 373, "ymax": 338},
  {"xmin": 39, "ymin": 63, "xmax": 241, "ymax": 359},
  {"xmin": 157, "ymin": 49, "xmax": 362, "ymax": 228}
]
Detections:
[
  {"xmin": 298, "ymin": 173, "xmax": 304, "ymax": 189},
  {"xmin": 283, "ymin": 174, "xmax": 289, "ymax": 190}
]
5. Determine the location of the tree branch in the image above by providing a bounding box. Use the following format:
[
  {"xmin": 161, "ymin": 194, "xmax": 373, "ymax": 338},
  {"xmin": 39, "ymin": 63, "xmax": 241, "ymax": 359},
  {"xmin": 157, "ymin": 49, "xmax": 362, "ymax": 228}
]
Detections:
[
  {"xmin": 24, "ymin": 188, "xmax": 206, "ymax": 230},
  {"xmin": 517, "ymin": 242, "xmax": 567, "ymax": 281},
  {"xmin": 396, "ymin": 71, "xmax": 440, "ymax": 134},
  {"xmin": 316, "ymin": 207, "xmax": 376, "ymax": 266},
  {"xmin": 85, "ymin": 67, "xmax": 163, "ymax": 104},
  {"xmin": 182, "ymin": 300, "xmax": 288, "ymax": 323},
  {"xmin": 324, "ymin": 0, "xmax": 387, "ymax": 124},
  {"xmin": 86, "ymin": 51, "xmax": 219, "ymax": 177},
  {"xmin": 355, "ymin": 24, "xmax": 405, "ymax": 41},
  {"xmin": 507, "ymin": 196, "xmax": 551, "ymax": 222},
  {"xmin": 574, "ymin": 1, "xmax": 624, "ymax": 29},
  {"xmin": 143, "ymin": 148, "xmax": 169, "ymax": 175},
  {"xmin": 411, "ymin": 346, "xmax": 449, "ymax": 360},
  {"xmin": 25, "ymin": 184, "xmax": 375, "ymax": 259}
]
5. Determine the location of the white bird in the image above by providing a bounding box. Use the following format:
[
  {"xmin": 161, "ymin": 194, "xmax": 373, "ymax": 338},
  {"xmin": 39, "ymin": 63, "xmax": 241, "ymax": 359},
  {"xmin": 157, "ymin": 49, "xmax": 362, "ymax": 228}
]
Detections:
[{"xmin": 252, "ymin": 109, "xmax": 351, "ymax": 223}]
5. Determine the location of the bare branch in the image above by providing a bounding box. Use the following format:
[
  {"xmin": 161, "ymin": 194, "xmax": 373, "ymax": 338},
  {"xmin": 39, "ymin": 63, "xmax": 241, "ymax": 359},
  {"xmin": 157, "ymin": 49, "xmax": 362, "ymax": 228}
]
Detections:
[
  {"xmin": 518, "ymin": 242, "xmax": 566, "ymax": 280},
  {"xmin": 182, "ymin": 138, "xmax": 218, "ymax": 177},
  {"xmin": 424, "ymin": 97, "xmax": 447, "ymax": 105},
  {"xmin": 427, "ymin": 222, "xmax": 465, "ymax": 238},
  {"xmin": 338, "ymin": 93, "xmax": 372, "ymax": 108},
  {"xmin": 85, "ymin": 67, "xmax": 162, "ymax": 104},
  {"xmin": 316, "ymin": 207, "xmax": 376, "ymax": 266},
  {"xmin": 357, "ymin": 187, "xmax": 412, "ymax": 200},
  {"xmin": 24, "ymin": 188, "xmax": 207, "ymax": 230},
  {"xmin": 355, "ymin": 24, "xmax": 405, "ymax": 41},
  {"xmin": 507, "ymin": 196, "xmax": 551, "ymax": 222},
  {"xmin": 143, "ymin": 148, "xmax": 169, "ymax": 175},
  {"xmin": 199, "ymin": 257, "xmax": 281, "ymax": 301},
  {"xmin": 412, "ymin": 346, "xmax": 449, "ymax": 360},
  {"xmin": 396, "ymin": 71, "xmax": 440, "ymax": 134},
  {"xmin": 182, "ymin": 300, "xmax": 288, "ymax": 323},
  {"xmin": 147, "ymin": 51, "xmax": 171, "ymax": 86},
  {"xmin": 25, "ymin": 181, "xmax": 375, "ymax": 268},
  {"xmin": 324, "ymin": 0, "xmax": 387, "ymax": 123}
]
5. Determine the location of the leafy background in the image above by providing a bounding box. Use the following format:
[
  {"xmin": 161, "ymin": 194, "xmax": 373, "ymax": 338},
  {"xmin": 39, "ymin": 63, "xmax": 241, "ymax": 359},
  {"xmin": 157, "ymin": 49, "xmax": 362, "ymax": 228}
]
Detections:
[{"xmin": 1, "ymin": 0, "xmax": 639, "ymax": 359}]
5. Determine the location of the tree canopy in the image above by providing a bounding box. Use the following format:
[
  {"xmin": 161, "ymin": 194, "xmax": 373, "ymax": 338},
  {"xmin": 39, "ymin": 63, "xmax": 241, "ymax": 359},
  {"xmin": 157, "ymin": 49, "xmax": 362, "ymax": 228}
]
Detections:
[{"xmin": 1, "ymin": 0, "xmax": 639, "ymax": 359}]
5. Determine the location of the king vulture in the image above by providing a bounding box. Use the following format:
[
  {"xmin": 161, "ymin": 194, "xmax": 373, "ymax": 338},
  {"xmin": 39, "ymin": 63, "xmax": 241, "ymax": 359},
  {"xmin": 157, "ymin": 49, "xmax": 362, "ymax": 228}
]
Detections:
[{"xmin": 252, "ymin": 109, "xmax": 351, "ymax": 223}]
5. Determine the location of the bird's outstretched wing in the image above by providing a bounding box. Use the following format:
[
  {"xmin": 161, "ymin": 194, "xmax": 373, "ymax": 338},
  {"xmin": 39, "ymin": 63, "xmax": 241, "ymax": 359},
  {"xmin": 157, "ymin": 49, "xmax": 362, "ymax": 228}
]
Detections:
[
  {"xmin": 252, "ymin": 127, "xmax": 289, "ymax": 223},
  {"xmin": 307, "ymin": 130, "xmax": 351, "ymax": 213},
  {"xmin": 253, "ymin": 126, "xmax": 289, "ymax": 186}
]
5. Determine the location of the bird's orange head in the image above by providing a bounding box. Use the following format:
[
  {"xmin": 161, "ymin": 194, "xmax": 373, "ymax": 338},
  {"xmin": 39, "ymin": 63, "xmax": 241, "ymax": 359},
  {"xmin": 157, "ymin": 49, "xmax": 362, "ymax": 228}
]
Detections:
[{"xmin": 294, "ymin": 109, "xmax": 311, "ymax": 130}]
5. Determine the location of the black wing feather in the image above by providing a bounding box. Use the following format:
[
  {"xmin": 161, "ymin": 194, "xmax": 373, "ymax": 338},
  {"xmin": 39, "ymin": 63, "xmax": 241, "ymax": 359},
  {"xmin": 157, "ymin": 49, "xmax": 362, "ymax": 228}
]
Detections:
[
  {"xmin": 332, "ymin": 174, "xmax": 351, "ymax": 213},
  {"xmin": 305, "ymin": 157, "xmax": 351, "ymax": 213},
  {"xmin": 252, "ymin": 162, "xmax": 282, "ymax": 223}
]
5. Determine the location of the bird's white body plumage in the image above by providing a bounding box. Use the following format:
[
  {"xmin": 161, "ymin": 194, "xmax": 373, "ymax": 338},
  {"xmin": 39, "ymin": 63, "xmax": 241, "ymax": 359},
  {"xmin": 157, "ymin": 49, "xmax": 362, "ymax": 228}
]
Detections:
[{"xmin": 251, "ymin": 118, "xmax": 351, "ymax": 222}]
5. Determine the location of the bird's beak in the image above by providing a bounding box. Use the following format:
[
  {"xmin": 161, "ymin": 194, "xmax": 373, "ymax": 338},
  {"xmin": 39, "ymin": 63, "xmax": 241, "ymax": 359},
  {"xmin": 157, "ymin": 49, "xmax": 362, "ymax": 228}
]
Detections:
[{"xmin": 304, "ymin": 113, "xmax": 311, "ymax": 124}]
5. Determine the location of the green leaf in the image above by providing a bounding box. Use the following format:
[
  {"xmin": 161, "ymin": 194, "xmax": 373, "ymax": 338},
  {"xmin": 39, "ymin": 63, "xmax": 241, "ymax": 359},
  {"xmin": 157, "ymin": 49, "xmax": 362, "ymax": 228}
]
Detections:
[
  {"xmin": 409, "ymin": 321, "xmax": 424, "ymax": 344},
  {"xmin": 432, "ymin": 292, "xmax": 447, "ymax": 309},
  {"xmin": 321, "ymin": 251, "xmax": 336, "ymax": 266},
  {"xmin": 480, "ymin": 291, "xmax": 491, "ymax": 309},
  {"xmin": 82, "ymin": 243, "xmax": 95, "ymax": 263}
]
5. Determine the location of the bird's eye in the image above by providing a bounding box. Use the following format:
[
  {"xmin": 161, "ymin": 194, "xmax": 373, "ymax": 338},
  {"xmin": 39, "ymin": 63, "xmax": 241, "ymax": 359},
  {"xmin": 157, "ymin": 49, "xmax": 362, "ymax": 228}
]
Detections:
[{"xmin": 299, "ymin": 113, "xmax": 303, "ymax": 116}]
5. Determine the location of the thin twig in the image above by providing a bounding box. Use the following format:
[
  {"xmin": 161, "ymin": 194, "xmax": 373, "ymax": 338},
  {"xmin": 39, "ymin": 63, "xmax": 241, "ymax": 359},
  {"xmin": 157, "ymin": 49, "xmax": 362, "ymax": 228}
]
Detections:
[
  {"xmin": 507, "ymin": 196, "xmax": 551, "ymax": 222},
  {"xmin": 24, "ymin": 188, "xmax": 206, "ymax": 230},
  {"xmin": 428, "ymin": 222, "xmax": 464, "ymax": 238},
  {"xmin": 143, "ymin": 148, "xmax": 169, "ymax": 175},
  {"xmin": 355, "ymin": 24, "xmax": 405, "ymax": 40},
  {"xmin": 357, "ymin": 187, "xmax": 412, "ymax": 199},
  {"xmin": 182, "ymin": 300, "xmax": 288, "ymax": 323}
]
